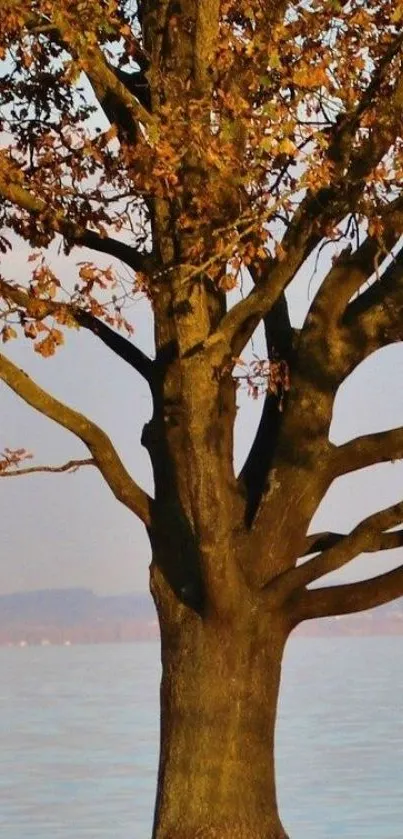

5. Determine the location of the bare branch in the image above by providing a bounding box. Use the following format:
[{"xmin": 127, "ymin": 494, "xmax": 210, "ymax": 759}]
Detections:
[
  {"xmin": 333, "ymin": 426, "xmax": 403, "ymax": 479},
  {"xmin": 0, "ymin": 173, "xmax": 151, "ymax": 273},
  {"xmin": 298, "ymin": 564, "xmax": 403, "ymax": 620},
  {"xmin": 0, "ymin": 277, "xmax": 155, "ymax": 384},
  {"xmin": 0, "ymin": 352, "xmax": 152, "ymax": 525},
  {"xmin": 303, "ymin": 528, "xmax": 403, "ymax": 556},
  {"xmin": 271, "ymin": 500, "xmax": 403, "ymax": 604},
  {"xmin": 0, "ymin": 457, "xmax": 95, "ymax": 477},
  {"xmin": 244, "ymin": 227, "xmax": 403, "ymax": 583},
  {"xmin": 74, "ymin": 229, "xmax": 151, "ymax": 274},
  {"xmin": 76, "ymin": 310, "xmax": 155, "ymax": 382},
  {"xmin": 249, "ymin": 218, "xmax": 403, "ymax": 566}
]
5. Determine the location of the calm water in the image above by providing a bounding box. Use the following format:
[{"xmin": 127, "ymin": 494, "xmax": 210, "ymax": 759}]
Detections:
[{"xmin": 1, "ymin": 638, "xmax": 402, "ymax": 838}]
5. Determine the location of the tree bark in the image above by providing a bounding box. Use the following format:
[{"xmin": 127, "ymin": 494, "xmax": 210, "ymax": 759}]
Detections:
[{"xmin": 151, "ymin": 566, "xmax": 290, "ymax": 839}]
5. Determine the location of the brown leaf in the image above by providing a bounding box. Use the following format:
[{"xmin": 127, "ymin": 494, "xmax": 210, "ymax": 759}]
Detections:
[{"xmin": 1, "ymin": 325, "xmax": 17, "ymax": 343}]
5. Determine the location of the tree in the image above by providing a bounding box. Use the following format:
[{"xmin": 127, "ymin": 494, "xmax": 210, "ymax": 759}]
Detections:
[{"xmin": 1, "ymin": 1, "xmax": 403, "ymax": 836}]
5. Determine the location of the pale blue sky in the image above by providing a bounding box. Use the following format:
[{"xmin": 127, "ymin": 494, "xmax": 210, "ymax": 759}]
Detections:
[{"xmin": 1, "ymin": 238, "xmax": 403, "ymax": 595}]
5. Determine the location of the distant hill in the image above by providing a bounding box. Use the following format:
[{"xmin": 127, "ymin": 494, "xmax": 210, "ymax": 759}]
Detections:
[
  {"xmin": 0, "ymin": 587, "xmax": 154, "ymax": 624},
  {"xmin": 0, "ymin": 587, "xmax": 403, "ymax": 645},
  {"xmin": 0, "ymin": 588, "xmax": 158, "ymax": 645}
]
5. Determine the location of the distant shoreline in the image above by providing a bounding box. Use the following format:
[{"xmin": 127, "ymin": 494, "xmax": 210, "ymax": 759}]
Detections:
[
  {"xmin": 1, "ymin": 586, "xmax": 402, "ymax": 645},
  {"xmin": 2, "ymin": 624, "xmax": 403, "ymax": 646}
]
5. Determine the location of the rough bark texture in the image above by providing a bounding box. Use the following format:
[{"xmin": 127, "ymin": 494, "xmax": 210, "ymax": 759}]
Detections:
[{"xmin": 151, "ymin": 563, "xmax": 291, "ymax": 839}]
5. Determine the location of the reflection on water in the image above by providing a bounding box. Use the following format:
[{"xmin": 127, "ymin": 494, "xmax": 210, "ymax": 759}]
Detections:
[{"xmin": 0, "ymin": 638, "xmax": 402, "ymax": 838}]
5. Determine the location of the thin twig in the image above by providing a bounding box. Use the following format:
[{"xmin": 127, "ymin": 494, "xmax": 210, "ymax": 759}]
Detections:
[{"xmin": 0, "ymin": 458, "xmax": 95, "ymax": 477}]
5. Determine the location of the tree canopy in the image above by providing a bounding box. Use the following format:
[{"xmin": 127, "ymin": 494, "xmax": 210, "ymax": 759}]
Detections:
[{"xmin": 0, "ymin": 0, "xmax": 403, "ymax": 620}]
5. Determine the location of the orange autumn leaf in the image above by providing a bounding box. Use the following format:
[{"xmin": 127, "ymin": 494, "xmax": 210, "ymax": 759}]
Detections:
[{"xmin": 1, "ymin": 325, "xmax": 17, "ymax": 343}]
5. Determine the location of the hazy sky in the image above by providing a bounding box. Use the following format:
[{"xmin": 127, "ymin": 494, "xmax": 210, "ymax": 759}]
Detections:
[{"xmin": 1, "ymin": 237, "xmax": 403, "ymax": 595}]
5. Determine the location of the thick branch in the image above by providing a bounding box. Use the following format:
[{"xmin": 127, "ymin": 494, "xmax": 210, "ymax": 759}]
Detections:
[
  {"xmin": 0, "ymin": 457, "xmax": 95, "ymax": 477},
  {"xmin": 304, "ymin": 528, "xmax": 403, "ymax": 556},
  {"xmin": 315, "ymin": 242, "xmax": 403, "ymax": 391},
  {"xmin": 0, "ymin": 352, "xmax": 152, "ymax": 525},
  {"xmin": 76, "ymin": 310, "xmax": 155, "ymax": 382},
  {"xmin": 194, "ymin": 1, "xmax": 220, "ymax": 94},
  {"xmin": 341, "ymin": 245, "xmax": 403, "ymax": 363},
  {"xmin": 333, "ymin": 426, "xmax": 403, "ymax": 479},
  {"xmin": 299, "ymin": 564, "xmax": 403, "ymax": 619},
  {"xmin": 213, "ymin": 235, "xmax": 314, "ymax": 356},
  {"xmin": 0, "ymin": 277, "xmax": 155, "ymax": 383},
  {"xmin": 308, "ymin": 197, "xmax": 403, "ymax": 330},
  {"xmin": 272, "ymin": 500, "xmax": 403, "ymax": 602},
  {"xmin": 75, "ymin": 229, "xmax": 150, "ymax": 273},
  {"xmin": 246, "ymin": 231, "xmax": 403, "ymax": 582},
  {"xmin": 23, "ymin": 8, "xmax": 154, "ymax": 138},
  {"xmin": 0, "ymin": 173, "xmax": 151, "ymax": 273}
]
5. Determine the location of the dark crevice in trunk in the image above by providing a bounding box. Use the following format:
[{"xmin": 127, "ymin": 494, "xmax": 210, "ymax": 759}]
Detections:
[
  {"xmin": 142, "ymin": 385, "xmax": 206, "ymax": 614},
  {"xmin": 240, "ymin": 294, "xmax": 294, "ymax": 526}
]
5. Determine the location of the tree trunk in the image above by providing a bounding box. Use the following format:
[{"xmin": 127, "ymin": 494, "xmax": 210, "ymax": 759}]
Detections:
[{"xmin": 151, "ymin": 582, "xmax": 290, "ymax": 839}]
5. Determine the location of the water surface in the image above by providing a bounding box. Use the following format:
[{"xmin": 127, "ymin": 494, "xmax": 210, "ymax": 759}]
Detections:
[{"xmin": 1, "ymin": 638, "xmax": 402, "ymax": 838}]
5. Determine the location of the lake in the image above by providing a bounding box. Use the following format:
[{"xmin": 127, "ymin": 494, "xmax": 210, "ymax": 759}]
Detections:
[{"xmin": 1, "ymin": 638, "xmax": 402, "ymax": 838}]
